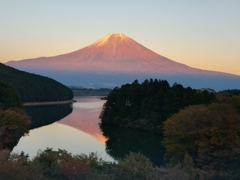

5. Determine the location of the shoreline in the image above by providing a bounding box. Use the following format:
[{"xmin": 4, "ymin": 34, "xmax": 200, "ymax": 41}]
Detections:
[{"xmin": 23, "ymin": 99, "xmax": 75, "ymax": 106}]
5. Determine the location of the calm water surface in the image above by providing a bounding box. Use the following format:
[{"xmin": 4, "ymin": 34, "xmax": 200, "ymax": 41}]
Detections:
[
  {"xmin": 13, "ymin": 97, "xmax": 112, "ymax": 161},
  {"xmin": 13, "ymin": 96, "xmax": 165, "ymax": 165}
]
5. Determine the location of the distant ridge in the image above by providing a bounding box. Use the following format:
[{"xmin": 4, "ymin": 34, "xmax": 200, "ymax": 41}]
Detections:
[{"xmin": 6, "ymin": 33, "xmax": 240, "ymax": 90}]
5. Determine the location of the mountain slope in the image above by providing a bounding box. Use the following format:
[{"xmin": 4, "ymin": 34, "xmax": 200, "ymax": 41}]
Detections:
[
  {"xmin": 6, "ymin": 33, "xmax": 240, "ymax": 90},
  {"xmin": 0, "ymin": 63, "xmax": 73, "ymax": 102},
  {"xmin": 6, "ymin": 33, "xmax": 209, "ymax": 74}
]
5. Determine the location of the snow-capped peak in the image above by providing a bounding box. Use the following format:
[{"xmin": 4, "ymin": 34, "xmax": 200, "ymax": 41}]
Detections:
[
  {"xmin": 93, "ymin": 33, "xmax": 128, "ymax": 47},
  {"xmin": 115, "ymin": 33, "xmax": 127, "ymax": 38}
]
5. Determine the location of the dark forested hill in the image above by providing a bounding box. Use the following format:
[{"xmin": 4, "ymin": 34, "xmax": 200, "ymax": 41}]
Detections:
[
  {"xmin": 0, "ymin": 81, "xmax": 22, "ymax": 109},
  {"xmin": 71, "ymin": 87, "xmax": 112, "ymax": 96},
  {"xmin": 0, "ymin": 63, "xmax": 73, "ymax": 102},
  {"xmin": 100, "ymin": 79, "xmax": 216, "ymax": 134}
]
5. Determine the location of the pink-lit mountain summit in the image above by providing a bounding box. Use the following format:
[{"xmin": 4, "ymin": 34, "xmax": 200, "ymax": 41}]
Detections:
[
  {"xmin": 7, "ymin": 33, "xmax": 201, "ymax": 74},
  {"xmin": 6, "ymin": 33, "xmax": 240, "ymax": 90}
]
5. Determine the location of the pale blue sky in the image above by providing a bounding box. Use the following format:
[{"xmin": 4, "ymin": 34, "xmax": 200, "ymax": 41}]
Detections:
[{"xmin": 1, "ymin": 1, "xmax": 240, "ymax": 75}]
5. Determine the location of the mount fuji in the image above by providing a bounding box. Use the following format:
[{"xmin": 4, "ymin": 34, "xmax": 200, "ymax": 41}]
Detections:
[{"xmin": 6, "ymin": 33, "xmax": 240, "ymax": 90}]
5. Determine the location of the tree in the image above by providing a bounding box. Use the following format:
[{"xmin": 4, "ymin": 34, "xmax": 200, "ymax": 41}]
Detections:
[
  {"xmin": 163, "ymin": 98, "xmax": 240, "ymax": 178},
  {"xmin": 100, "ymin": 79, "xmax": 216, "ymax": 134},
  {"xmin": 0, "ymin": 109, "xmax": 30, "ymax": 149},
  {"xmin": 197, "ymin": 103, "xmax": 240, "ymax": 170},
  {"xmin": 162, "ymin": 105, "xmax": 206, "ymax": 163}
]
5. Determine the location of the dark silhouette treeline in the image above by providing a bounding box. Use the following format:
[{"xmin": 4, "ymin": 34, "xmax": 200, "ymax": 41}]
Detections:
[
  {"xmin": 223, "ymin": 89, "xmax": 240, "ymax": 95},
  {"xmin": 100, "ymin": 79, "xmax": 216, "ymax": 134},
  {"xmin": 71, "ymin": 87, "xmax": 111, "ymax": 96},
  {"xmin": 0, "ymin": 63, "xmax": 73, "ymax": 102}
]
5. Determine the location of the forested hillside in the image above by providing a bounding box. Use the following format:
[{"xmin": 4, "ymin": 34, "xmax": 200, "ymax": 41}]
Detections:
[
  {"xmin": 71, "ymin": 87, "xmax": 111, "ymax": 96},
  {"xmin": 100, "ymin": 79, "xmax": 216, "ymax": 134},
  {"xmin": 0, "ymin": 63, "xmax": 73, "ymax": 102}
]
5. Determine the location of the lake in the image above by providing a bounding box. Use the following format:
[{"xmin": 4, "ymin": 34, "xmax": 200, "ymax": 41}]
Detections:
[{"xmin": 13, "ymin": 96, "xmax": 165, "ymax": 165}]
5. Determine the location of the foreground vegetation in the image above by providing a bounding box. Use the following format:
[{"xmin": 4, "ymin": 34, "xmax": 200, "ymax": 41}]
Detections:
[
  {"xmin": 0, "ymin": 148, "xmax": 205, "ymax": 180},
  {"xmin": 0, "ymin": 63, "xmax": 73, "ymax": 102}
]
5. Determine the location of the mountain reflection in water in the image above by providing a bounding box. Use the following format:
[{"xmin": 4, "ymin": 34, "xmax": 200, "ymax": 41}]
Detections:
[
  {"xmin": 14, "ymin": 97, "xmax": 165, "ymax": 166},
  {"xmin": 58, "ymin": 97, "xmax": 108, "ymax": 144},
  {"xmin": 24, "ymin": 97, "xmax": 107, "ymax": 144},
  {"xmin": 13, "ymin": 97, "xmax": 111, "ymax": 160}
]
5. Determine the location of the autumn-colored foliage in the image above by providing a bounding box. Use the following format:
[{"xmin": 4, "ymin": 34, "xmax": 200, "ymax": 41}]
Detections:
[
  {"xmin": 162, "ymin": 105, "xmax": 206, "ymax": 162},
  {"xmin": 197, "ymin": 103, "xmax": 240, "ymax": 175},
  {"xmin": 0, "ymin": 81, "xmax": 30, "ymax": 150},
  {"xmin": 163, "ymin": 95, "xmax": 240, "ymax": 178},
  {"xmin": 0, "ymin": 149, "xmax": 201, "ymax": 180},
  {"xmin": 0, "ymin": 109, "xmax": 30, "ymax": 149}
]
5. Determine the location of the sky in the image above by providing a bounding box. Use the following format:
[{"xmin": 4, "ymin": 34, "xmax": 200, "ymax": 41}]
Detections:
[{"xmin": 1, "ymin": 1, "xmax": 240, "ymax": 75}]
